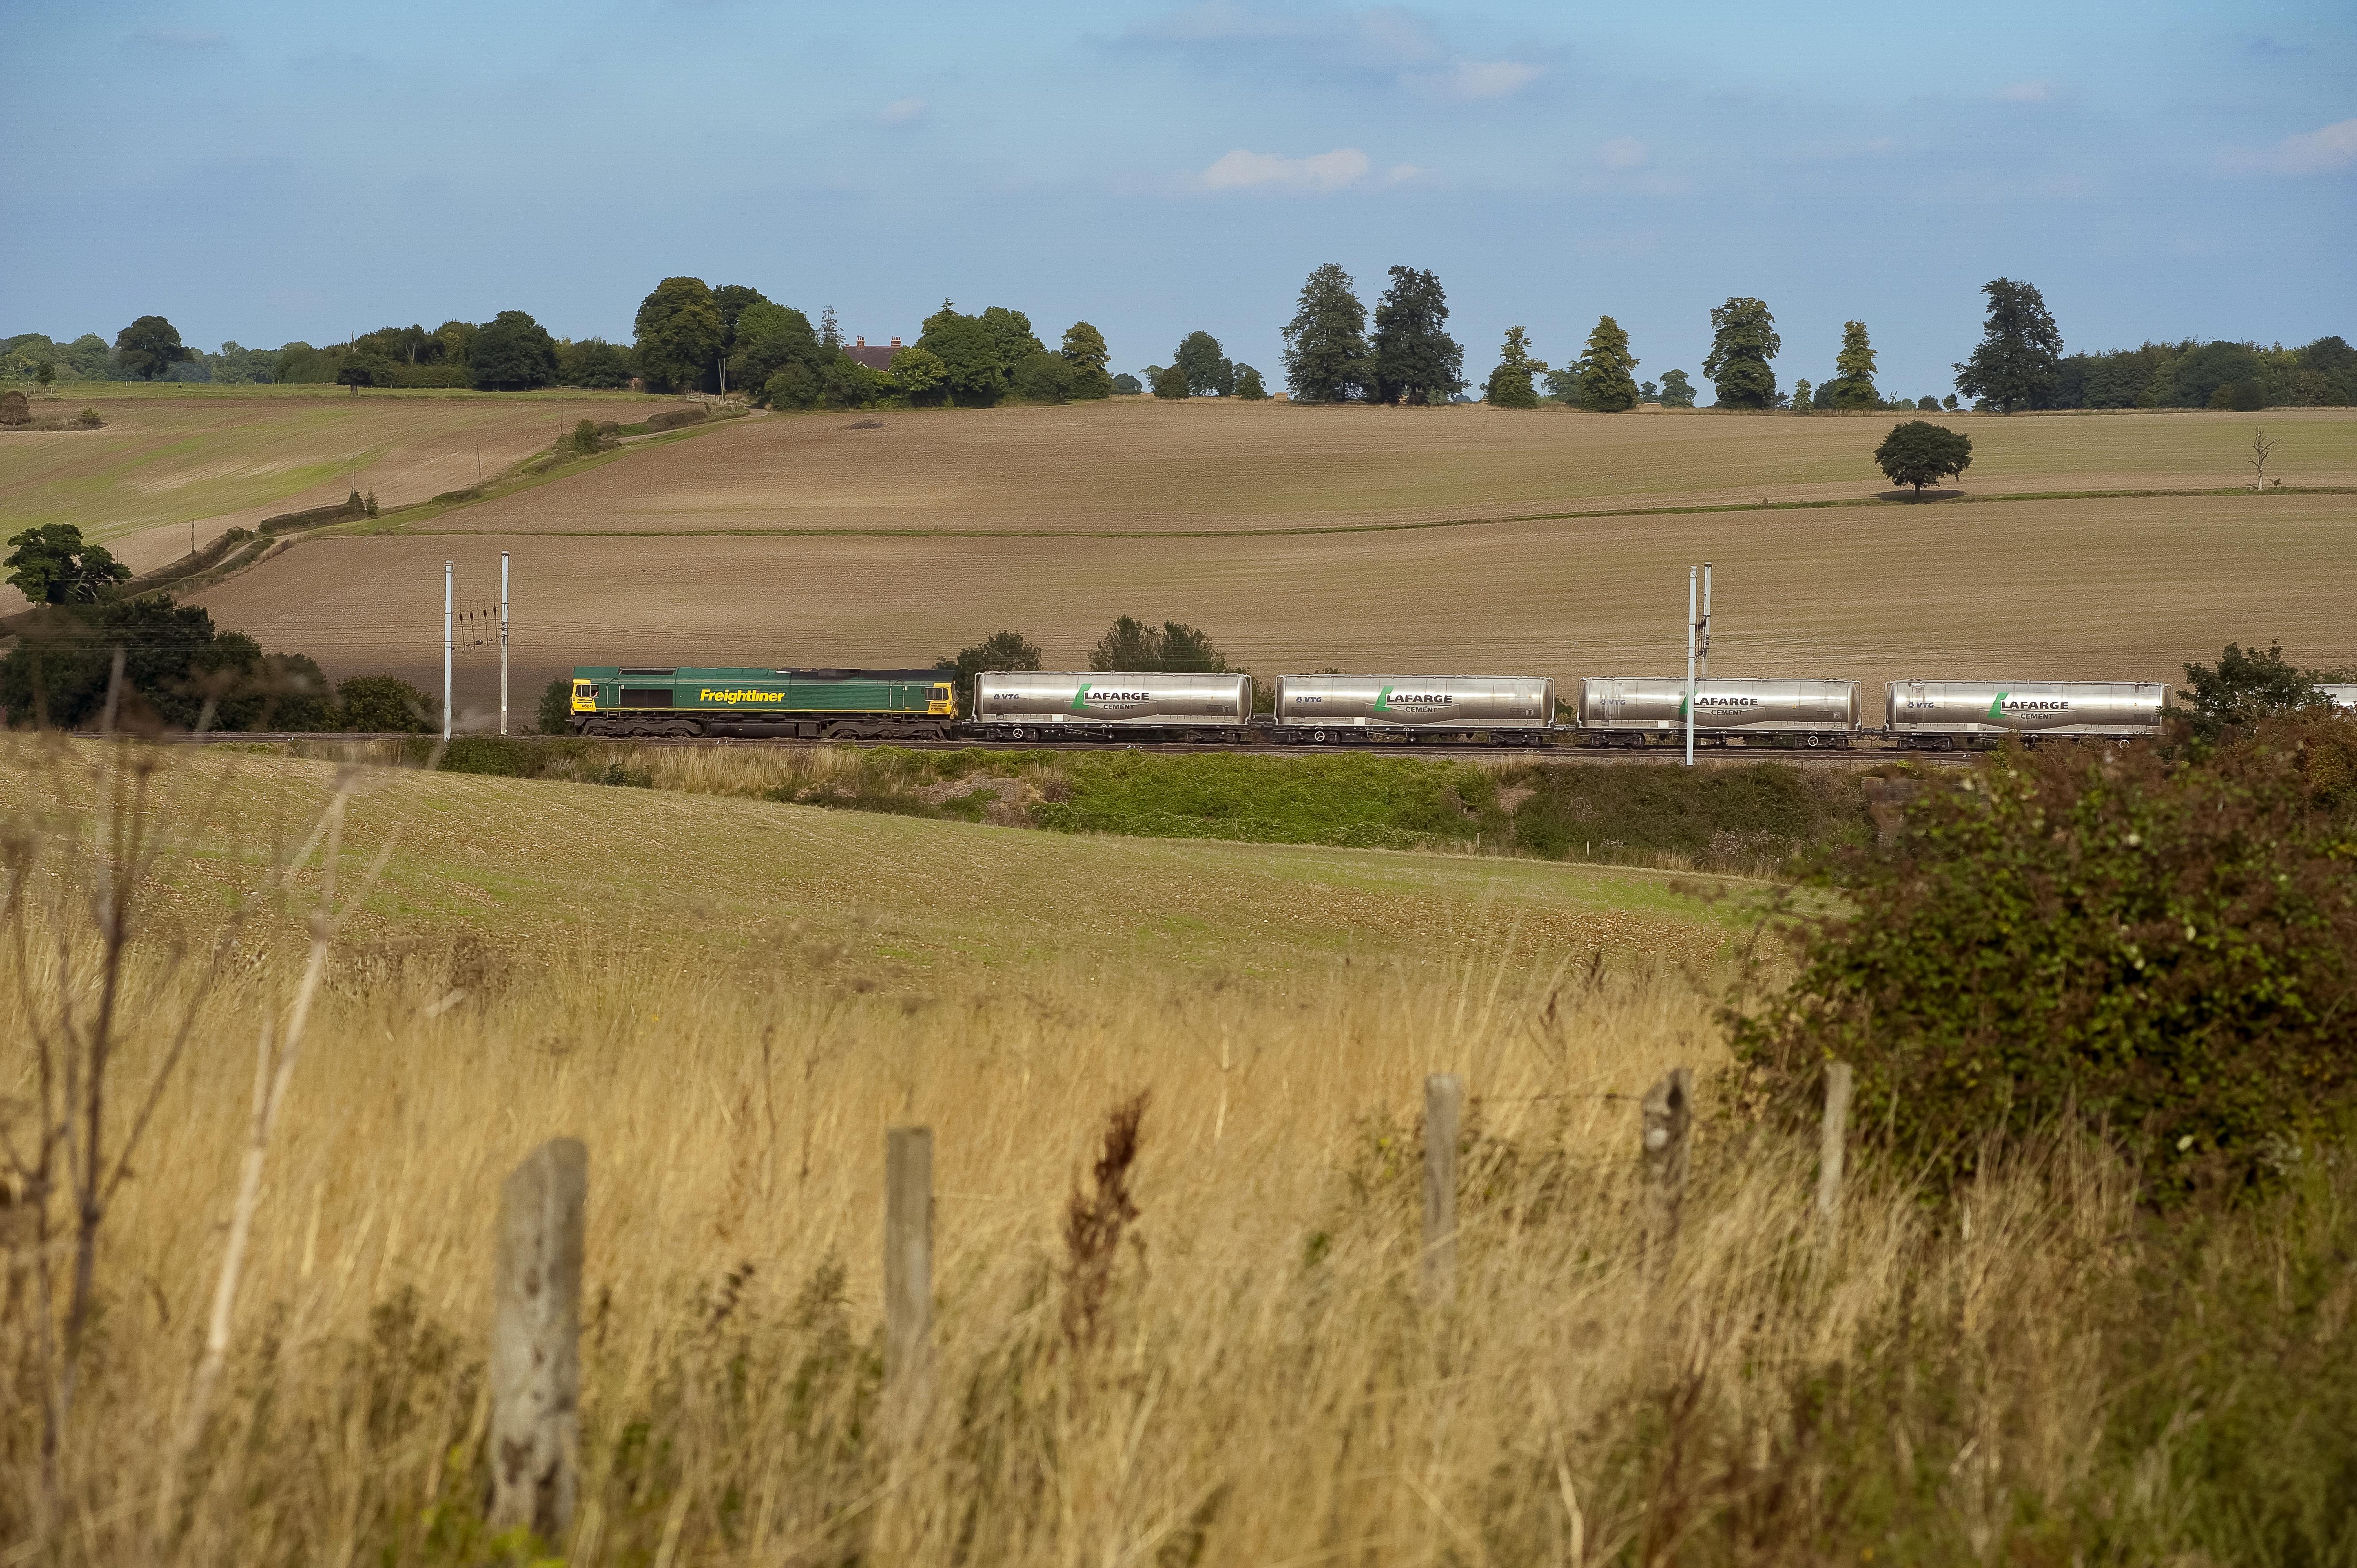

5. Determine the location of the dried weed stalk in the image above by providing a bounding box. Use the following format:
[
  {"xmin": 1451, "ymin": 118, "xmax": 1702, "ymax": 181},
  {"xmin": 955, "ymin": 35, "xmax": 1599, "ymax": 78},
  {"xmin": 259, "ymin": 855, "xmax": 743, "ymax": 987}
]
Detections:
[{"xmin": 1061, "ymin": 1090, "xmax": 1148, "ymax": 1352}]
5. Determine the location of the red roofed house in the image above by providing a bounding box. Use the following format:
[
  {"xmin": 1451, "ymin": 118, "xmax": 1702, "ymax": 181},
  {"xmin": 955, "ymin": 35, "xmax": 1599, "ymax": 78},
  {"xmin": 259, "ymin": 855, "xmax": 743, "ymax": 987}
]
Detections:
[{"xmin": 844, "ymin": 336, "xmax": 902, "ymax": 372}]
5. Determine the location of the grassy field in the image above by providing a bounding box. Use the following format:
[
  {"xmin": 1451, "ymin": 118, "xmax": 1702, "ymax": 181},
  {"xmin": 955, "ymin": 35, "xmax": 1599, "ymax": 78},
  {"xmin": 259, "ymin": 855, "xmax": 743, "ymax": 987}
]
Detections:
[
  {"xmin": 8, "ymin": 736, "xmax": 2354, "ymax": 1565},
  {"xmin": 0, "ymin": 383, "xmax": 667, "ymax": 589}
]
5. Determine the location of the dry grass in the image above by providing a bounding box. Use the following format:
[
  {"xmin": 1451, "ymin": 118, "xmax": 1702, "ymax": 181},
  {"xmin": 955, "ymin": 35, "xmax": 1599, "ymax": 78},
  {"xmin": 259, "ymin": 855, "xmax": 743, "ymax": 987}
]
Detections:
[
  {"xmin": 192, "ymin": 490, "xmax": 2357, "ymax": 726},
  {"xmin": 3, "ymin": 738, "xmax": 2348, "ymax": 1564}
]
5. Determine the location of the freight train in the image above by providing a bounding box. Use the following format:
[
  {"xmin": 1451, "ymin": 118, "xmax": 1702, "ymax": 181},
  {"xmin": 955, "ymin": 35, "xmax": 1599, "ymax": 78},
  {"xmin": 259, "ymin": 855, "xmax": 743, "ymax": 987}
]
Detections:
[{"xmin": 568, "ymin": 666, "xmax": 2347, "ymax": 749}]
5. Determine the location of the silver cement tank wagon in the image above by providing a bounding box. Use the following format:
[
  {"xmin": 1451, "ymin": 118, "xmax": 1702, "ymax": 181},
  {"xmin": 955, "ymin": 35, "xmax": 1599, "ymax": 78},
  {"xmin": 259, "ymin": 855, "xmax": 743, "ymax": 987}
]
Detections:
[
  {"xmin": 973, "ymin": 671, "xmax": 1252, "ymax": 739},
  {"xmin": 1576, "ymin": 677, "xmax": 1861, "ymax": 744},
  {"xmin": 1885, "ymin": 680, "xmax": 2165, "ymax": 743},
  {"xmin": 1275, "ymin": 674, "xmax": 1555, "ymax": 741}
]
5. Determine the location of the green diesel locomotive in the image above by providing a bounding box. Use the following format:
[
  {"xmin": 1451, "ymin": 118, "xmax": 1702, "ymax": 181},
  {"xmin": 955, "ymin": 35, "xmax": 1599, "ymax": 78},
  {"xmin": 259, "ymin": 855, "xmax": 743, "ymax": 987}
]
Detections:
[{"xmin": 570, "ymin": 666, "xmax": 957, "ymax": 738}]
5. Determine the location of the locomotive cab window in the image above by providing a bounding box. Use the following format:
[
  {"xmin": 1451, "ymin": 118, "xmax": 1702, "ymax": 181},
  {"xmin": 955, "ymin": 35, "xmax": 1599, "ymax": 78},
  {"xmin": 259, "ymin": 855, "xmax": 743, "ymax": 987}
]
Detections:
[{"xmin": 931, "ymin": 685, "xmax": 952, "ymax": 702}]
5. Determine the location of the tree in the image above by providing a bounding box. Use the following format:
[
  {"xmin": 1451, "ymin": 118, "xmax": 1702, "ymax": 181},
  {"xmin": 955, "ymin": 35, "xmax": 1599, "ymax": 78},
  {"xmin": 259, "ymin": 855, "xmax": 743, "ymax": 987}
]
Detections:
[
  {"xmin": 560, "ymin": 339, "xmax": 634, "ymax": 389},
  {"xmin": 1088, "ymin": 616, "xmax": 1227, "ymax": 672},
  {"xmin": 6, "ymin": 524, "xmax": 131, "ymax": 604},
  {"xmin": 1639, "ymin": 379, "xmax": 1658, "ymax": 402},
  {"xmin": 1060, "ymin": 321, "xmax": 1114, "ymax": 399},
  {"xmin": 1172, "ymin": 331, "xmax": 1233, "ymax": 397},
  {"xmin": 633, "ymin": 277, "xmax": 722, "ymax": 393},
  {"xmin": 1702, "ymin": 297, "xmax": 1779, "ymax": 409},
  {"xmin": 538, "ymin": 676, "xmax": 572, "ymax": 734},
  {"xmin": 1576, "ymin": 315, "xmax": 1640, "ymax": 412},
  {"xmin": 1659, "ymin": 370, "xmax": 1697, "ymax": 409},
  {"xmin": 917, "ymin": 303, "xmax": 1009, "ymax": 406},
  {"xmin": 1791, "ymin": 379, "xmax": 1814, "ymax": 414},
  {"xmin": 1484, "ymin": 326, "xmax": 1547, "ymax": 408},
  {"xmin": 334, "ymin": 674, "xmax": 433, "ymax": 733},
  {"xmin": 1824, "ymin": 320, "xmax": 1879, "ymax": 410},
  {"xmin": 114, "ymin": 315, "xmax": 191, "ymax": 381},
  {"xmin": 712, "ymin": 284, "xmax": 768, "ymax": 353},
  {"xmin": 1873, "ymin": 420, "xmax": 1974, "ymax": 496},
  {"xmin": 884, "ymin": 345, "xmax": 948, "ymax": 405},
  {"xmin": 0, "ymin": 594, "xmax": 304, "ymax": 730},
  {"xmin": 0, "ymin": 391, "xmax": 28, "ymax": 427},
  {"xmin": 1954, "ymin": 278, "xmax": 2061, "ymax": 413},
  {"xmin": 937, "ymin": 628, "xmax": 1044, "ymax": 712},
  {"xmin": 1915, "ymin": 395, "xmax": 1940, "ymax": 412},
  {"xmin": 335, "ymin": 355, "xmax": 390, "ymax": 395},
  {"xmin": 1110, "ymin": 372, "xmax": 1143, "ymax": 395},
  {"xmin": 764, "ymin": 362, "xmax": 819, "ymax": 409},
  {"xmin": 1232, "ymin": 364, "xmax": 1268, "ymax": 401},
  {"xmin": 1150, "ymin": 366, "xmax": 1190, "ymax": 400},
  {"xmin": 1369, "ymin": 266, "xmax": 1463, "ymax": 405},
  {"xmin": 1282, "ymin": 262, "xmax": 1369, "ymax": 403},
  {"xmin": 470, "ymin": 310, "xmax": 559, "ymax": 390},
  {"xmin": 1012, "ymin": 351, "xmax": 1078, "ymax": 404},
  {"xmin": 2180, "ymin": 642, "xmax": 2329, "ymax": 741},
  {"xmin": 727, "ymin": 301, "xmax": 821, "ymax": 392},
  {"xmin": 978, "ymin": 307, "xmax": 1046, "ymax": 375},
  {"xmin": 35, "ymin": 361, "xmax": 55, "ymax": 389},
  {"xmin": 816, "ymin": 355, "xmax": 883, "ymax": 410}
]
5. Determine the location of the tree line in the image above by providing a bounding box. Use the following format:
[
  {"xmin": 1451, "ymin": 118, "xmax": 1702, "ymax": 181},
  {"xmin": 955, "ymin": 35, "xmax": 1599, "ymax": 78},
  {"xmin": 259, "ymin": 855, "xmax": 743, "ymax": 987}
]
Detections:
[{"xmin": 7, "ymin": 274, "xmax": 2349, "ymax": 414}]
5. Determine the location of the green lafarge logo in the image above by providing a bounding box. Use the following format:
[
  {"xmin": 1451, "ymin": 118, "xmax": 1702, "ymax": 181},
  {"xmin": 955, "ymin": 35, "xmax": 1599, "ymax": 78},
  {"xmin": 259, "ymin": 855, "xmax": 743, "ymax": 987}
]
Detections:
[
  {"xmin": 1988, "ymin": 690, "xmax": 2009, "ymax": 718},
  {"xmin": 1072, "ymin": 683, "xmax": 1091, "ymax": 711},
  {"xmin": 1375, "ymin": 684, "xmax": 1393, "ymax": 711}
]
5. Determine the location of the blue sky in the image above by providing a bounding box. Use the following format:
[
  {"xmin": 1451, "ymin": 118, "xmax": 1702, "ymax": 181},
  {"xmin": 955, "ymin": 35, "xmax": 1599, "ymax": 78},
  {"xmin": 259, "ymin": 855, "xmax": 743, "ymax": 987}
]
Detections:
[{"xmin": 3, "ymin": 0, "xmax": 2350, "ymax": 396}]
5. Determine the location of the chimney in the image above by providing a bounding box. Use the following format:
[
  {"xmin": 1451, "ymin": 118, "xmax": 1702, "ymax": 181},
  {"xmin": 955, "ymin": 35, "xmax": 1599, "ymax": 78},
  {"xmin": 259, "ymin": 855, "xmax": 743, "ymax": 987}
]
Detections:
[
  {"xmin": 854, "ymin": 335, "xmax": 867, "ymax": 348},
  {"xmin": 890, "ymin": 336, "xmax": 901, "ymax": 348}
]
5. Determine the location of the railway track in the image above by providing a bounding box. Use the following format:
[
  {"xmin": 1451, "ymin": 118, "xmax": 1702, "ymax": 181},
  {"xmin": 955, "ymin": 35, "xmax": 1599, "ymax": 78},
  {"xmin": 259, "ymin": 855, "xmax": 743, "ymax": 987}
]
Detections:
[{"xmin": 160, "ymin": 731, "xmax": 1979, "ymax": 765}]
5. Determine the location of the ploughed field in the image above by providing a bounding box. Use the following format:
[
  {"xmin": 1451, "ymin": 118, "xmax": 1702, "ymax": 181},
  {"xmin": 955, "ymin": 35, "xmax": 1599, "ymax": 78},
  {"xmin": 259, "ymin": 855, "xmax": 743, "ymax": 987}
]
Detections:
[
  {"xmin": 0, "ymin": 383, "xmax": 667, "ymax": 593},
  {"xmin": 4, "ymin": 392, "xmax": 2347, "ymax": 721},
  {"xmin": 198, "ymin": 489, "xmax": 2353, "ymax": 728}
]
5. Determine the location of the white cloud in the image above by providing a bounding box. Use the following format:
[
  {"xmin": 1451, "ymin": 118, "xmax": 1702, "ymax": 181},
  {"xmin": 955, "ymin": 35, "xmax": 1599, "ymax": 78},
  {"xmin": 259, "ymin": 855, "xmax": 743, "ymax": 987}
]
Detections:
[
  {"xmin": 1127, "ymin": 4, "xmax": 1542, "ymax": 104},
  {"xmin": 1998, "ymin": 80, "xmax": 2060, "ymax": 102},
  {"xmin": 1406, "ymin": 58, "xmax": 1541, "ymax": 102},
  {"xmin": 1384, "ymin": 163, "xmax": 1423, "ymax": 185},
  {"xmin": 878, "ymin": 96, "xmax": 928, "ymax": 127},
  {"xmin": 1198, "ymin": 146, "xmax": 1371, "ymax": 193},
  {"xmin": 1598, "ymin": 137, "xmax": 1649, "ymax": 170},
  {"xmin": 2220, "ymin": 117, "xmax": 2357, "ymax": 176}
]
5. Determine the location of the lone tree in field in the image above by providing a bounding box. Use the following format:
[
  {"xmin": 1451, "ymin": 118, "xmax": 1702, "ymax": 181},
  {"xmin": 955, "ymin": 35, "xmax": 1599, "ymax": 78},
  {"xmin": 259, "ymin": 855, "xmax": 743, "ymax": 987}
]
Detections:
[
  {"xmin": 1283, "ymin": 262, "xmax": 1369, "ymax": 403},
  {"xmin": 1954, "ymin": 278, "xmax": 2061, "ymax": 413},
  {"xmin": 1658, "ymin": 369, "xmax": 1697, "ymax": 408},
  {"xmin": 1059, "ymin": 321, "xmax": 1114, "ymax": 399},
  {"xmin": 1174, "ymin": 331, "xmax": 1235, "ymax": 397},
  {"xmin": 114, "ymin": 315, "xmax": 191, "ymax": 381},
  {"xmin": 1702, "ymin": 297, "xmax": 1779, "ymax": 409},
  {"xmin": 1484, "ymin": 326, "xmax": 1546, "ymax": 408},
  {"xmin": 1577, "ymin": 315, "xmax": 1641, "ymax": 412},
  {"xmin": 1369, "ymin": 266, "xmax": 1464, "ymax": 405},
  {"xmin": 1231, "ymin": 364, "xmax": 1268, "ymax": 400},
  {"xmin": 633, "ymin": 277, "xmax": 723, "ymax": 393},
  {"xmin": 5, "ymin": 524, "xmax": 132, "ymax": 604},
  {"xmin": 1824, "ymin": 320, "xmax": 1879, "ymax": 410},
  {"xmin": 1874, "ymin": 420, "xmax": 1974, "ymax": 496}
]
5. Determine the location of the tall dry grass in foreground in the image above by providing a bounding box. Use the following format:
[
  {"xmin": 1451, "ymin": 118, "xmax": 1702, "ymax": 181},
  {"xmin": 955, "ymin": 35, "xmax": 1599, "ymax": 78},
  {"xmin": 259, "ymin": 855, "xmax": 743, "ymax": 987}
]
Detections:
[{"xmin": 3, "ymin": 745, "xmax": 2350, "ymax": 1565}]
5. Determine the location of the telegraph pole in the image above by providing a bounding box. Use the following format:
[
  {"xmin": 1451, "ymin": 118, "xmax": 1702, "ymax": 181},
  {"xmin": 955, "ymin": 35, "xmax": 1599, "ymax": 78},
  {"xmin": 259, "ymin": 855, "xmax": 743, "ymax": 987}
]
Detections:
[
  {"xmin": 443, "ymin": 559, "xmax": 454, "ymax": 742},
  {"xmin": 1684, "ymin": 566, "xmax": 1697, "ymax": 767},
  {"xmin": 1699, "ymin": 562, "xmax": 1713, "ymax": 680},
  {"xmin": 499, "ymin": 551, "xmax": 511, "ymax": 736}
]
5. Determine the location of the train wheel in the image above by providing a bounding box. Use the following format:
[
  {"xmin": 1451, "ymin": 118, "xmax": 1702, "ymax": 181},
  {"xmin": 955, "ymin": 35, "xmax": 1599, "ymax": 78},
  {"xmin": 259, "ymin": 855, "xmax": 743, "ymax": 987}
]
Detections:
[
  {"xmin": 1312, "ymin": 728, "xmax": 1330, "ymax": 744},
  {"xmin": 1805, "ymin": 734, "xmax": 1823, "ymax": 749}
]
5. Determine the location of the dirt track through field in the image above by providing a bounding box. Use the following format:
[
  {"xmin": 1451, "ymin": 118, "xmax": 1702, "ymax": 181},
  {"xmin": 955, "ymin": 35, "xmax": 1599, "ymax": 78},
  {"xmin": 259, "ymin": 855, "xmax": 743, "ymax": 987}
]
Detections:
[{"xmin": 192, "ymin": 490, "xmax": 2356, "ymax": 727}]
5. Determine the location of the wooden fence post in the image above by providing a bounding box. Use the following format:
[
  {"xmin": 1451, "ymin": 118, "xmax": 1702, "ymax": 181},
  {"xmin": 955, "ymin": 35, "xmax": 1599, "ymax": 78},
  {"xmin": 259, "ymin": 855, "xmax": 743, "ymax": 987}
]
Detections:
[
  {"xmin": 489, "ymin": 1138, "xmax": 586, "ymax": 1541},
  {"xmin": 885, "ymin": 1126, "xmax": 934, "ymax": 1423},
  {"xmin": 1422, "ymin": 1074, "xmax": 1463, "ymax": 1308},
  {"xmin": 1817, "ymin": 1062, "xmax": 1854, "ymax": 1229},
  {"xmin": 1640, "ymin": 1068, "xmax": 1692, "ymax": 1278}
]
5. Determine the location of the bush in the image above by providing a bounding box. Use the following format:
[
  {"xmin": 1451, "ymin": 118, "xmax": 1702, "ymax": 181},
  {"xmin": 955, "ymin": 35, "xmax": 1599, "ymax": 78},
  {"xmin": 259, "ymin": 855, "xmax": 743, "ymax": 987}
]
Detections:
[
  {"xmin": 76, "ymin": 407, "xmax": 102, "ymax": 428},
  {"xmin": 645, "ymin": 405, "xmax": 708, "ymax": 432},
  {"xmin": 763, "ymin": 362, "xmax": 818, "ymax": 410},
  {"xmin": 539, "ymin": 676, "xmax": 572, "ymax": 734},
  {"xmin": 1150, "ymin": 366, "xmax": 1190, "ymax": 400},
  {"xmin": 335, "ymin": 674, "xmax": 433, "ymax": 732},
  {"xmin": 1732, "ymin": 716, "xmax": 2357, "ymax": 1194},
  {"xmin": 0, "ymin": 390, "xmax": 28, "ymax": 427}
]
